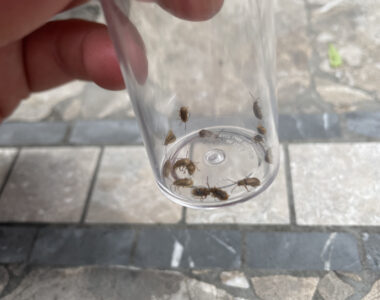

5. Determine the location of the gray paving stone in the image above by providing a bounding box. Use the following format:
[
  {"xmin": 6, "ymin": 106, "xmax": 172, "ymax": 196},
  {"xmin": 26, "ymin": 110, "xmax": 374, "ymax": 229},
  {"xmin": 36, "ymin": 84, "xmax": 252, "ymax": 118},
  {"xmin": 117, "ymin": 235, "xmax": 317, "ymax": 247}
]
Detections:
[
  {"xmin": 186, "ymin": 148, "xmax": 289, "ymax": 224},
  {"xmin": 0, "ymin": 122, "xmax": 68, "ymax": 146},
  {"xmin": 30, "ymin": 227, "xmax": 135, "ymax": 266},
  {"xmin": 1, "ymin": 267, "xmax": 242, "ymax": 300},
  {"xmin": 346, "ymin": 112, "xmax": 380, "ymax": 138},
  {"xmin": 278, "ymin": 114, "xmax": 341, "ymax": 141},
  {"xmin": 0, "ymin": 227, "xmax": 36, "ymax": 263},
  {"xmin": 245, "ymin": 232, "xmax": 361, "ymax": 271},
  {"xmin": 0, "ymin": 149, "xmax": 17, "ymax": 189},
  {"xmin": 134, "ymin": 229, "xmax": 241, "ymax": 269},
  {"xmin": 69, "ymin": 120, "xmax": 142, "ymax": 145},
  {"xmin": 362, "ymin": 233, "xmax": 380, "ymax": 271},
  {"xmin": 251, "ymin": 275, "xmax": 319, "ymax": 300},
  {"xmin": 0, "ymin": 147, "xmax": 99, "ymax": 222},
  {"xmin": 290, "ymin": 143, "xmax": 380, "ymax": 225},
  {"xmin": 317, "ymin": 272, "xmax": 355, "ymax": 300},
  {"xmin": 86, "ymin": 147, "xmax": 182, "ymax": 224}
]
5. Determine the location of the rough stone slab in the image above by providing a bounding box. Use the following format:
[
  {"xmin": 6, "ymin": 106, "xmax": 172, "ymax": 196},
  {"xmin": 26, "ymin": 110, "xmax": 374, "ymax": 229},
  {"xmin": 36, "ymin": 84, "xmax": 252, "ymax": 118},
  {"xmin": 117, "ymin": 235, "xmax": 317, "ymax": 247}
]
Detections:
[
  {"xmin": 220, "ymin": 271, "xmax": 249, "ymax": 289},
  {"xmin": 186, "ymin": 148, "xmax": 289, "ymax": 224},
  {"xmin": 245, "ymin": 232, "xmax": 361, "ymax": 271},
  {"xmin": 278, "ymin": 114, "xmax": 341, "ymax": 141},
  {"xmin": 251, "ymin": 275, "xmax": 319, "ymax": 300},
  {"xmin": 86, "ymin": 147, "xmax": 182, "ymax": 224},
  {"xmin": 362, "ymin": 233, "xmax": 380, "ymax": 271},
  {"xmin": 0, "ymin": 147, "xmax": 99, "ymax": 222},
  {"xmin": 69, "ymin": 120, "xmax": 142, "ymax": 145},
  {"xmin": 134, "ymin": 229, "xmax": 241, "ymax": 269},
  {"xmin": 0, "ymin": 266, "xmax": 9, "ymax": 294},
  {"xmin": 1, "ymin": 267, "xmax": 242, "ymax": 300},
  {"xmin": 346, "ymin": 112, "xmax": 380, "ymax": 138},
  {"xmin": 0, "ymin": 123, "xmax": 68, "ymax": 146},
  {"xmin": 0, "ymin": 149, "xmax": 17, "ymax": 188},
  {"xmin": 363, "ymin": 279, "xmax": 380, "ymax": 300},
  {"xmin": 290, "ymin": 143, "xmax": 380, "ymax": 225},
  {"xmin": 30, "ymin": 227, "xmax": 135, "ymax": 265},
  {"xmin": 0, "ymin": 227, "xmax": 36, "ymax": 263},
  {"xmin": 315, "ymin": 79, "xmax": 373, "ymax": 113},
  {"xmin": 317, "ymin": 272, "xmax": 355, "ymax": 300}
]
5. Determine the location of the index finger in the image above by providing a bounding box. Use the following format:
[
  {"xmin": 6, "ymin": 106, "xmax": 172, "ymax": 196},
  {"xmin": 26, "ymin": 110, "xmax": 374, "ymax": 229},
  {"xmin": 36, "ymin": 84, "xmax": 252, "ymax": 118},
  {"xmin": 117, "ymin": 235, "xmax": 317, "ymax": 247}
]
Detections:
[
  {"xmin": 155, "ymin": 0, "xmax": 224, "ymax": 21},
  {"xmin": 0, "ymin": 0, "xmax": 87, "ymax": 47}
]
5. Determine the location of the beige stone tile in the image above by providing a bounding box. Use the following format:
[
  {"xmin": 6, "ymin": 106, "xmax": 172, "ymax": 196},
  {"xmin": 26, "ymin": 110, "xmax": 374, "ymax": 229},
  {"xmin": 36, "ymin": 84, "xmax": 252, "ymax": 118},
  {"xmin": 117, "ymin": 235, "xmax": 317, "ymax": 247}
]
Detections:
[
  {"xmin": 86, "ymin": 147, "xmax": 182, "ymax": 224},
  {"xmin": 0, "ymin": 147, "xmax": 100, "ymax": 222},
  {"xmin": 318, "ymin": 272, "xmax": 354, "ymax": 300},
  {"xmin": 251, "ymin": 275, "xmax": 319, "ymax": 300},
  {"xmin": 290, "ymin": 143, "xmax": 380, "ymax": 225},
  {"xmin": 186, "ymin": 148, "xmax": 289, "ymax": 224},
  {"xmin": 0, "ymin": 149, "xmax": 17, "ymax": 188}
]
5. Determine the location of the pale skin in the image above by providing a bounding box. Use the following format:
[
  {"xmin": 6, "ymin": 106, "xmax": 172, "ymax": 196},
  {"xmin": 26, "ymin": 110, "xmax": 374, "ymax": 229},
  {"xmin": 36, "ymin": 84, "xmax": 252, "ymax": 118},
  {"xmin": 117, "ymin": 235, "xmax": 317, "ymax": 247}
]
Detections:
[{"xmin": 0, "ymin": 0, "xmax": 224, "ymax": 122}]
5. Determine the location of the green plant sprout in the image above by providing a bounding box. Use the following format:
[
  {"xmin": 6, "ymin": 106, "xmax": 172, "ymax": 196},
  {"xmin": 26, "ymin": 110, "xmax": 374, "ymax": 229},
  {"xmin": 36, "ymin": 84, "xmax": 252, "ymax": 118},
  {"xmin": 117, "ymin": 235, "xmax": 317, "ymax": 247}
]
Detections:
[{"xmin": 328, "ymin": 44, "xmax": 343, "ymax": 68}]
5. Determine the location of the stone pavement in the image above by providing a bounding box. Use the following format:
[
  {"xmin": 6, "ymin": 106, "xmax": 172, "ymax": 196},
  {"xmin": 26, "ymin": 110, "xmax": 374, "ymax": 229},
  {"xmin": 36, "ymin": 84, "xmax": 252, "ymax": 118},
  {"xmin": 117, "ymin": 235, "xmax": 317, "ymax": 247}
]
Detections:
[
  {"xmin": 1, "ymin": 0, "xmax": 380, "ymax": 299},
  {"xmin": 1, "ymin": 124, "xmax": 380, "ymax": 299}
]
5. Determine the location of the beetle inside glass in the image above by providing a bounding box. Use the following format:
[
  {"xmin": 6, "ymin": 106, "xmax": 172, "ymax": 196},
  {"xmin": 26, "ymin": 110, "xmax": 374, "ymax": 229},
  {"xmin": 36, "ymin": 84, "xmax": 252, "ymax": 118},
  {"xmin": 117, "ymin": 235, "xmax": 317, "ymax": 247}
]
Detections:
[{"xmin": 101, "ymin": 0, "xmax": 279, "ymax": 208}]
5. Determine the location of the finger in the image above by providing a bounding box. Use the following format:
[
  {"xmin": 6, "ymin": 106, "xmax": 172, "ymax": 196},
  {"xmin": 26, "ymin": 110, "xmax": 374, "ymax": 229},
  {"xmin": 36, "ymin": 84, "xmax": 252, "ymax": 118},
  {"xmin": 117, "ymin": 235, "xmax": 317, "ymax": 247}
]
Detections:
[
  {"xmin": 155, "ymin": 0, "xmax": 224, "ymax": 21},
  {"xmin": 0, "ymin": 0, "xmax": 86, "ymax": 47},
  {"xmin": 23, "ymin": 20, "xmax": 126, "ymax": 92},
  {"xmin": 0, "ymin": 42, "xmax": 29, "ymax": 121}
]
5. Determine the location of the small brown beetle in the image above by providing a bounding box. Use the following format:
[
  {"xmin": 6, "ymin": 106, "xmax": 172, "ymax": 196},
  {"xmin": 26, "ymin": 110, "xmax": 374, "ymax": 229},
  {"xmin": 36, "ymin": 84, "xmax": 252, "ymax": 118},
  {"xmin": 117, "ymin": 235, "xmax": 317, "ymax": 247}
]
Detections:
[
  {"xmin": 173, "ymin": 158, "xmax": 191, "ymax": 170},
  {"xmin": 265, "ymin": 148, "xmax": 273, "ymax": 164},
  {"xmin": 186, "ymin": 161, "xmax": 197, "ymax": 175},
  {"xmin": 254, "ymin": 135, "xmax": 264, "ymax": 143},
  {"xmin": 173, "ymin": 158, "xmax": 197, "ymax": 175},
  {"xmin": 179, "ymin": 106, "xmax": 189, "ymax": 129},
  {"xmin": 199, "ymin": 129, "xmax": 214, "ymax": 138},
  {"xmin": 192, "ymin": 186, "xmax": 211, "ymax": 199},
  {"xmin": 257, "ymin": 125, "xmax": 266, "ymax": 135},
  {"xmin": 253, "ymin": 101, "xmax": 263, "ymax": 120},
  {"xmin": 250, "ymin": 92, "xmax": 263, "ymax": 120},
  {"xmin": 209, "ymin": 187, "xmax": 229, "ymax": 201},
  {"xmin": 162, "ymin": 160, "xmax": 172, "ymax": 178},
  {"xmin": 164, "ymin": 130, "xmax": 176, "ymax": 145},
  {"xmin": 173, "ymin": 178, "xmax": 193, "ymax": 188},
  {"xmin": 237, "ymin": 177, "xmax": 261, "ymax": 191}
]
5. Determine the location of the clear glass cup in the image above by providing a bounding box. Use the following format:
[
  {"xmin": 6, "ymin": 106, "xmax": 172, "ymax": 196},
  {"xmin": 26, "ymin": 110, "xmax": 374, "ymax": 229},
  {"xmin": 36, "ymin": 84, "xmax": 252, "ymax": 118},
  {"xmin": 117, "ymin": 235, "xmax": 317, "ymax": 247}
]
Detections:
[{"xmin": 101, "ymin": 0, "xmax": 279, "ymax": 208}]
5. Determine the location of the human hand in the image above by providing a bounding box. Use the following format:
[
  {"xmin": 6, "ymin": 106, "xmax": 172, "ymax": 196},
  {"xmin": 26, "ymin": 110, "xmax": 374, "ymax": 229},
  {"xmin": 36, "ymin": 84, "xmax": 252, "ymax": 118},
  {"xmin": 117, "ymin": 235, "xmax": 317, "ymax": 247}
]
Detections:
[{"xmin": 0, "ymin": 0, "xmax": 223, "ymax": 122}]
